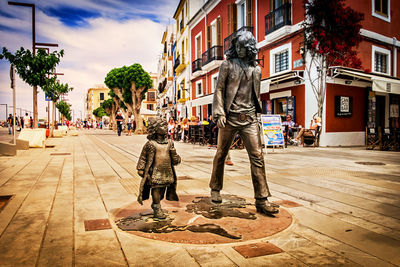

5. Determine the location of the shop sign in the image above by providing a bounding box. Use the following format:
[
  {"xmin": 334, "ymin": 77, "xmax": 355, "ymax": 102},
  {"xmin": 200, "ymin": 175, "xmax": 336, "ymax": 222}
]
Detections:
[
  {"xmin": 293, "ymin": 59, "xmax": 303, "ymax": 68},
  {"xmin": 335, "ymin": 96, "xmax": 352, "ymax": 117},
  {"xmin": 386, "ymin": 83, "xmax": 391, "ymax": 92}
]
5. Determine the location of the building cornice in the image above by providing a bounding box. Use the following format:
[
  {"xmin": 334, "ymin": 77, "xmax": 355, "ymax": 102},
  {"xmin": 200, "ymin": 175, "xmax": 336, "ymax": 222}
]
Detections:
[
  {"xmin": 188, "ymin": 0, "xmax": 221, "ymax": 28},
  {"xmin": 360, "ymin": 29, "xmax": 400, "ymax": 48}
]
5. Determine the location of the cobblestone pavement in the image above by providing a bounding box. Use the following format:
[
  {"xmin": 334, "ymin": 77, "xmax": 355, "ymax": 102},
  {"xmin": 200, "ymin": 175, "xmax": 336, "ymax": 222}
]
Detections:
[{"xmin": 0, "ymin": 129, "xmax": 399, "ymax": 266}]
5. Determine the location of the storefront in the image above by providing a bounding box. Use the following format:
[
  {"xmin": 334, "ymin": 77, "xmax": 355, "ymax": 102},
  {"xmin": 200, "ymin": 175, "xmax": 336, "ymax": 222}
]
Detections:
[
  {"xmin": 260, "ymin": 70, "xmax": 305, "ymax": 127},
  {"xmin": 325, "ymin": 67, "xmax": 400, "ymax": 147}
]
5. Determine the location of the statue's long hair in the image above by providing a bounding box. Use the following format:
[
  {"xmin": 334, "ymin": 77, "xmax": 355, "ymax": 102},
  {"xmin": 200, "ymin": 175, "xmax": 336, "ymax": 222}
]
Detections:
[
  {"xmin": 225, "ymin": 31, "xmax": 258, "ymax": 67},
  {"xmin": 147, "ymin": 116, "xmax": 168, "ymax": 142}
]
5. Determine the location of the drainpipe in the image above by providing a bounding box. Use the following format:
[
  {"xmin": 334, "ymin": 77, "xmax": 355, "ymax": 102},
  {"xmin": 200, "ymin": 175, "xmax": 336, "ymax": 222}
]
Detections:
[
  {"xmin": 393, "ymin": 37, "xmax": 397, "ymax": 77},
  {"xmin": 201, "ymin": 6, "xmax": 209, "ymax": 118},
  {"xmin": 255, "ymin": 0, "xmax": 258, "ymax": 42}
]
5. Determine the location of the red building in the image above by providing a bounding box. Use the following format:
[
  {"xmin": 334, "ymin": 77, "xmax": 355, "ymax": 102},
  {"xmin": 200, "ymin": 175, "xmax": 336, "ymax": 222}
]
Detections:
[{"xmin": 188, "ymin": 0, "xmax": 399, "ymax": 146}]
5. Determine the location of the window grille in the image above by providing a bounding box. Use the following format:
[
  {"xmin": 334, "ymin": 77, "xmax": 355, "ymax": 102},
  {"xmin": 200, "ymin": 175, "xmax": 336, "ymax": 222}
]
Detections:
[
  {"xmin": 275, "ymin": 50, "xmax": 289, "ymax": 73},
  {"xmin": 375, "ymin": 52, "xmax": 387, "ymax": 73}
]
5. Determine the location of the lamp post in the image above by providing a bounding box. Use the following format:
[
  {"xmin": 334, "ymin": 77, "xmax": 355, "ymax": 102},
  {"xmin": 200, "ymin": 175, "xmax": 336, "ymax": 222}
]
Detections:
[{"xmin": 8, "ymin": 2, "xmax": 59, "ymax": 129}]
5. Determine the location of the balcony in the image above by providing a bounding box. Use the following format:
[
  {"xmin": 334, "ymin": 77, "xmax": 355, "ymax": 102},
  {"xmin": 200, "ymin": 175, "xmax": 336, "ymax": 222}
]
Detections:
[
  {"xmin": 224, "ymin": 26, "xmax": 254, "ymax": 53},
  {"xmin": 192, "ymin": 58, "xmax": 202, "ymax": 73},
  {"xmin": 174, "ymin": 55, "xmax": 186, "ymax": 75},
  {"xmin": 265, "ymin": 3, "xmax": 291, "ymax": 36},
  {"xmin": 202, "ymin": 45, "xmax": 223, "ymax": 67},
  {"xmin": 173, "ymin": 57, "xmax": 180, "ymax": 71}
]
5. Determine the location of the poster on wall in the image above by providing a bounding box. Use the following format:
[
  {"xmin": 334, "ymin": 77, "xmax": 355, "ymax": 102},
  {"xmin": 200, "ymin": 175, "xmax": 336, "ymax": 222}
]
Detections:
[
  {"xmin": 261, "ymin": 115, "xmax": 284, "ymax": 147},
  {"xmin": 335, "ymin": 96, "xmax": 353, "ymax": 117}
]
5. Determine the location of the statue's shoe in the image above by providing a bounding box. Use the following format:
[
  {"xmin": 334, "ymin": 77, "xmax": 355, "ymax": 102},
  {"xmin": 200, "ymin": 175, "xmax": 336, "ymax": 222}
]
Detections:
[
  {"xmin": 211, "ymin": 190, "xmax": 222, "ymax": 203},
  {"xmin": 256, "ymin": 203, "xmax": 279, "ymax": 214},
  {"xmin": 152, "ymin": 204, "xmax": 167, "ymax": 219}
]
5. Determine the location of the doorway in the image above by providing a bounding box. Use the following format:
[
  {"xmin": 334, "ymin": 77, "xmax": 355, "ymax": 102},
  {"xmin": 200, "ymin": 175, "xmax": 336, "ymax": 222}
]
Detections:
[{"xmin": 375, "ymin": 95, "xmax": 386, "ymax": 129}]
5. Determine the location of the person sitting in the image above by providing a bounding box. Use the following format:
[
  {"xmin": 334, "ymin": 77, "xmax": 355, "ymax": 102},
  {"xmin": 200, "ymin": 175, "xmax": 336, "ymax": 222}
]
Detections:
[
  {"xmin": 282, "ymin": 114, "xmax": 296, "ymax": 140},
  {"xmin": 180, "ymin": 118, "xmax": 189, "ymax": 142},
  {"xmin": 293, "ymin": 116, "xmax": 321, "ymax": 145},
  {"xmin": 189, "ymin": 116, "xmax": 197, "ymax": 126}
]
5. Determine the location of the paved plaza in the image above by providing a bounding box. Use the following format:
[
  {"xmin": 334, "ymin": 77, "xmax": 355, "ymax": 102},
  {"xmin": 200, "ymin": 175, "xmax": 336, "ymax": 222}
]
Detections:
[{"xmin": 0, "ymin": 129, "xmax": 399, "ymax": 266}]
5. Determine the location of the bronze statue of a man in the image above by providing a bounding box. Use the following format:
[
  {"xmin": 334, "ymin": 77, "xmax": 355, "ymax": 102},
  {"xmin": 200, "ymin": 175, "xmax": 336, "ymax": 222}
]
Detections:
[{"xmin": 210, "ymin": 31, "xmax": 279, "ymax": 215}]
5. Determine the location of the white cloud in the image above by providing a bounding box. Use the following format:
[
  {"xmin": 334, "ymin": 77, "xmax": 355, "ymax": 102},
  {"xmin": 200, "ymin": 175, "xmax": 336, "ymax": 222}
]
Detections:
[{"xmin": 0, "ymin": 4, "xmax": 167, "ymax": 121}]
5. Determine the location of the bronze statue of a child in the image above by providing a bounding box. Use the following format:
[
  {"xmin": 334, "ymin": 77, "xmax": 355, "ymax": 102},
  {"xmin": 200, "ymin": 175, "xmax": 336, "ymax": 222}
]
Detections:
[{"xmin": 136, "ymin": 116, "xmax": 181, "ymax": 219}]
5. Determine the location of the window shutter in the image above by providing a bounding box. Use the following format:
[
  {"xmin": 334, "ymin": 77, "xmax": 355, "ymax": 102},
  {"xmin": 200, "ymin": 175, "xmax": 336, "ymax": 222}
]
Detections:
[
  {"xmin": 246, "ymin": 0, "xmax": 253, "ymax": 27},
  {"xmin": 227, "ymin": 4, "xmax": 232, "ymax": 35},
  {"xmin": 232, "ymin": 4, "xmax": 237, "ymax": 31},
  {"xmin": 217, "ymin": 17, "xmax": 222, "ymax": 46},
  {"xmin": 207, "ymin": 25, "xmax": 211, "ymax": 50}
]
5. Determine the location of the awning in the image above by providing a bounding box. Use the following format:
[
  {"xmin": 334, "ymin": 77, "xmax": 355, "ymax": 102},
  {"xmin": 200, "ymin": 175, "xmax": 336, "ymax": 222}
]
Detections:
[
  {"xmin": 261, "ymin": 70, "xmax": 304, "ymax": 93},
  {"xmin": 140, "ymin": 107, "xmax": 157, "ymax": 115},
  {"xmin": 190, "ymin": 94, "xmax": 213, "ymax": 106},
  {"xmin": 331, "ymin": 67, "xmax": 400, "ymax": 95}
]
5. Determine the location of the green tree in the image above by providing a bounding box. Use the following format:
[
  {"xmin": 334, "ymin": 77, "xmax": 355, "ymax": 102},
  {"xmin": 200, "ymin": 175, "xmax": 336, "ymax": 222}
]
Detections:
[
  {"xmin": 0, "ymin": 47, "xmax": 64, "ymax": 128},
  {"xmin": 42, "ymin": 80, "xmax": 73, "ymax": 135},
  {"xmin": 56, "ymin": 101, "xmax": 72, "ymax": 121},
  {"xmin": 93, "ymin": 107, "xmax": 107, "ymax": 119},
  {"xmin": 104, "ymin": 64, "xmax": 152, "ymax": 133},
  {"xmin": 101, "ymin": 98, "xmax": 116, "ymax": 129}
]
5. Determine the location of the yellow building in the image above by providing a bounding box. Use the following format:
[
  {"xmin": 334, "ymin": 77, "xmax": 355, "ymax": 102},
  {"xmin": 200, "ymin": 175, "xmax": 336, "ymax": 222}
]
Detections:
[{"xmin": 85, "ymin": 85, "xmax": 110, "ymax": 121}]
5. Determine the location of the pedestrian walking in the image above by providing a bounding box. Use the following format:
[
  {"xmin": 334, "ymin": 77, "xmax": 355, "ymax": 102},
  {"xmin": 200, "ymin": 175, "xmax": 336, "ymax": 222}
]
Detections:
[
  {"xmin": 7, "ymin": 114, "xmax": 13, "ymax": 134},
  {"xmin": 116, "ymin": 111, "xmax": 124, "ymax": 136},
  {"xmin": 20, "ymin": 116, "xmax": 24, "ymax": 129},
  {"xmin": 127, "ymin": 113, "xmax": 134, "ymax": 136},
  {"xmin": 23, "ymin": 113, "xmax": 30, "ymax": 128}
]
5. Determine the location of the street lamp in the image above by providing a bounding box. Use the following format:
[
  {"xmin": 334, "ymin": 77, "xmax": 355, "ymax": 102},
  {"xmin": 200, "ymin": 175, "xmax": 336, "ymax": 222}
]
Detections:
[{"xmin": 8, "ymin": 2, "xmax": 59, "ymax": 129}]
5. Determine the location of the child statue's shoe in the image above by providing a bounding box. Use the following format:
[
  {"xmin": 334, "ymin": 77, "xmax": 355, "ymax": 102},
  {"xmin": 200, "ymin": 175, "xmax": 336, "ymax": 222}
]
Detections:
[{"xmin": 152, "ymin": 204, "xmax": 166, "ymax": 219}]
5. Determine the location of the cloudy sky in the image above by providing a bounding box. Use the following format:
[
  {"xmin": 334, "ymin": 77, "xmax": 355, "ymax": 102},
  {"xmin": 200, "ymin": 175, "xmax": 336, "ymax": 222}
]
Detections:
[{"xmin": 0, "ymin": 0, "xmax": 179, "ymax": 120}]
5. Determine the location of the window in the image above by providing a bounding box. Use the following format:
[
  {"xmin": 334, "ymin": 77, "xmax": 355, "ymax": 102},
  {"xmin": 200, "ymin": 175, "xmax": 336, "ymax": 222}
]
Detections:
[
  {"xmin": 372, "ymin": 0, "xmax": 390, "ymax": 22},
  {"xmin": 196, "ymin": 80, "xmax": 203, "ymax": 97},
  {"xmin": 372, "ymin": 45, "xmax": 391, "ymax": 75},
  {"xmin": 275, "ymin": 50, "xmax": 289, "ymax": 73},
  {"xmin": 195, "ymin": 33, "xmax": 202, "ymax": 59},
  {"xmin": 211, "ymin": 21, "xmax": 217, "ymax": 47},
  {"xmin": 147, "ymin": 92, "xmax": 155, "ymax": 101},
  {"xmin": 270, "ymin": 43, "xmax": 292, "ymax": 75},
  {"xmin": 375, "ymin": 52, "xmax": 387, "ymax": 73},
  {"xmin": 211, "ymin": 73, "xmax": 219, "ymax": 93},
  {"xmin": 99, "ymin": 93, "xmax": 104, "ymax": 100},
  {"xmin": 237, "ymin": 1, "xmax": 246, "ymax": 28},
  {"xmin": 147, "ymin": 104, "xmax": 153, "ymax": 110}
]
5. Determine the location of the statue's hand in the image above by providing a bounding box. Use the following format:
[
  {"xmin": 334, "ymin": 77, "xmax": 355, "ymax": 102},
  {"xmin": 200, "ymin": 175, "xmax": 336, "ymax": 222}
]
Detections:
[{"xmin": 217, "ymin": 116, "xmax": 226, "ymax": 128}]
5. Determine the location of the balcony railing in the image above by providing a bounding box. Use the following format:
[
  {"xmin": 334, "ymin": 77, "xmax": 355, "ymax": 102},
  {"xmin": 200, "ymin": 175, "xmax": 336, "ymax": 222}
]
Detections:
[
  {"xmin": 265, "ymin": 3, "xmax": 292, "ymax": 35},
  {"xmin": 202, "ymin": 45, "xmax": 223, "ymax": 66},
  {"xmin": 192, "ymin": 58, "xmax": 202, "ymax": 73},
  {"xmin": 224, "ymin": 26, "xmax": 254, "ymax": 53}
]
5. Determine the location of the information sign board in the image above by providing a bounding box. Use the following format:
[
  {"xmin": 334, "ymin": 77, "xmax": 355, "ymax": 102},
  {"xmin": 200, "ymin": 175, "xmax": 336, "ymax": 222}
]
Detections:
[{"xmin": 261, "ymin": 115, "xmax": 284, "ymax": 146}]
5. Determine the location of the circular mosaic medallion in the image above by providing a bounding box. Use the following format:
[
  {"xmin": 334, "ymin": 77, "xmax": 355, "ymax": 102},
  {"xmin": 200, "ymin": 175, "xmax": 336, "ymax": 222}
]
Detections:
[{"xmin": 112, "ymin": 194, "xmax": 293, "ymax": 244}]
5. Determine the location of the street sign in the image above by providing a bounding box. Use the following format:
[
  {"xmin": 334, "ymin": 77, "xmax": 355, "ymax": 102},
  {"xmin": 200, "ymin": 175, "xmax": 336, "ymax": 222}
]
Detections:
[{"xmin": 45, "ymin": 93, "xmax": 52, "ymax": 101}]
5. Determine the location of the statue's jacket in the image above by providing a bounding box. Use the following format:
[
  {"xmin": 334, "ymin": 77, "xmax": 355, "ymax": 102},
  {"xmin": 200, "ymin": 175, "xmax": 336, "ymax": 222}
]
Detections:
[
  {"xmin": 136, "ymin": 139, "xmax": 180, "ymax": 204},
  {"xmin": 212, "ymin": 58, "xmax": 262, "ymax": 121}
]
